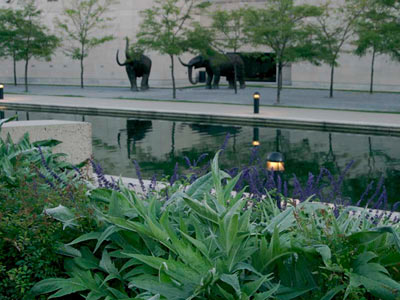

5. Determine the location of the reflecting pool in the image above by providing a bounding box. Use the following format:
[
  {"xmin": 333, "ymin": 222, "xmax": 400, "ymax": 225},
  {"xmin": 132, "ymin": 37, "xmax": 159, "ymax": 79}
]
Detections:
[{"xmin": 2, "ymin": 109, "xmax": 399, "ymax": 204}]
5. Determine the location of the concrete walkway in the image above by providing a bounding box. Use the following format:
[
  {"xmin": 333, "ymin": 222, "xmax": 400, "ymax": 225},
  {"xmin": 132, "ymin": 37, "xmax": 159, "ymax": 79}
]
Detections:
[
  {"xmin": 1, "ymin": 93, "xmax": 400, "ymax": 135},
  {"xmin": 4, "ymin": 84, "xmax": 400, "ymax": 113}
]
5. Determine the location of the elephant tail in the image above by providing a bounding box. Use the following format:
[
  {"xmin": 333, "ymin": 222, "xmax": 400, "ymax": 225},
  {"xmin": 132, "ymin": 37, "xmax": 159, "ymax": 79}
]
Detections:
[{"xmin": 116, "ymin": 50, "xmax": 127, "ymax": 66}]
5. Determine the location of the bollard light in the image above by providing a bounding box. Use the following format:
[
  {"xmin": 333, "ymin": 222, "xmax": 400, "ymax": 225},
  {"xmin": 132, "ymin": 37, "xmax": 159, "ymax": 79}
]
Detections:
[
  {"xmin": 266, "ymin": 152, "xmax": 285, "ymax": 172},
  {"xmin": 0, "ymin": 84, "xmax": 3, "ymax": 100},
  {"xmin": 253, "ymin": 92, "xmax": 260, "ymax": 114},
  {"xmin": 252, "ymin": 127, "xmax": 260, "ymax": 146}
]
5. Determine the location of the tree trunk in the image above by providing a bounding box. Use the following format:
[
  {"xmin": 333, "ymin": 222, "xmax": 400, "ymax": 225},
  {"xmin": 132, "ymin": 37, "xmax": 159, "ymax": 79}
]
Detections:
[
  {"xmin": 80, "ymin": 57, "xmax": 84, "ymax": 89},
  {"xmin": 13, "ymin": 51, "xmax": 17, "ymax": 86},
  {"xmin": 24, "ymin": 58, "xmax": 29, "ymax": 92},
  {"xmin": 234, "ymin": 61, "xmax": 237, "ymax": 95},
  {"xmin": 170, "ymin": 54, "xmax": 176, "ymax": 99},
  {"xmin": 80, "ymin": 44, "xmax": 85, "ymax": 88},
  {"xmin": 329, "ymin": 63, "xmax": 335, "ymax": 98},
  {"xmin": 276, "ymin": 62, "xmax": 283, "ymax": 104},
  {"xmin": 370, "ymin": 48, "xmax": 376, "ymax": 94}
]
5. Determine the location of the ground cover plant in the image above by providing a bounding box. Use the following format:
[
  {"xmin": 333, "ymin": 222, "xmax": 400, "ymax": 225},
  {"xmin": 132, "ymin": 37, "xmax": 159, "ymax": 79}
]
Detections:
[
  {"xmin": 0, "ymin": 117, "xmax": 93, "ymax": 299},
  {"xmin": 1, "ymin": 117, "xmax": 399, "ymax": 299},
  {"xmin": 32, "ymin": 152, "xmax": 400, "ymax": 299}
]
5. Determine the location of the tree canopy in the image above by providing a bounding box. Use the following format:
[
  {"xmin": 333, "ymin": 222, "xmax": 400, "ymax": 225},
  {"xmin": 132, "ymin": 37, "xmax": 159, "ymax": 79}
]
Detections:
[
  {"xmin": 56, "ymin": 0, "xmax": 117, "ymax": 88},
  {"xmin": 137, "ymin": 0, "xmax": 210, "ymax": 99},
  {"xmin": 244, "ymin": 0, "xmax": 322, "ymax": 103}
]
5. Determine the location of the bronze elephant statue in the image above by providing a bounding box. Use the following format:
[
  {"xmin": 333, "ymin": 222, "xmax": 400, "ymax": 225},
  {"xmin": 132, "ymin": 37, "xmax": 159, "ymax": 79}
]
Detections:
[
  {"xmin": 179, "ymin": 53, "xmax": 246, "ymax": 89},
  {"xmin": 116, "ymin": 39, "xmax": 152, "ymax": 91}
]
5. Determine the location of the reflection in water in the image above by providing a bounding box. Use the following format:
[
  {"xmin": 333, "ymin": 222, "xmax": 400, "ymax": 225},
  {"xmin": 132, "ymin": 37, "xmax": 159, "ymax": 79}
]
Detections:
[
  {"xmin": 2, "ymin": 109, "xmax": 400, "ymax": 204},
  {"xmin": 368, "ymin": 137, "xmax": 376, "ymax": 175},
  {"xmin": 118, "ymin": 119, "xmax": 152, "ymax": 159},
  {"xmin": 252, "ymin": 128, "xmax": 260, "ymax": 147}
]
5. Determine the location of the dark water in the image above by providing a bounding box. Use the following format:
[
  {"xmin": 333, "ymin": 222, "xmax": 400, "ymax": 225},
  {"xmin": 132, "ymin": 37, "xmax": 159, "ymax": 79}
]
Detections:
[{"xmin": 2, "ymin": 110, "xmax": 400, "ymax": 204}]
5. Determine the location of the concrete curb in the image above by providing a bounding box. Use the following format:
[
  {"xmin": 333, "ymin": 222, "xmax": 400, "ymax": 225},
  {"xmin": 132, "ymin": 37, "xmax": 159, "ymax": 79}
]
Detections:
[{"xmin": 2, "ymin": 102, "xmax": 400, "ymax": 136}]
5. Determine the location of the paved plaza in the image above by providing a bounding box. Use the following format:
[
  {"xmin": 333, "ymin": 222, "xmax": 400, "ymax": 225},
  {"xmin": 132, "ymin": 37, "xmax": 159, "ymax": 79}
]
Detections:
[
  {"xmin": 2, "ymin": 91, "xmax": 400, "ymax": 135},
  {"xmin": 4, "ymin": 84, "xmax": 400, "ymax": 113}
]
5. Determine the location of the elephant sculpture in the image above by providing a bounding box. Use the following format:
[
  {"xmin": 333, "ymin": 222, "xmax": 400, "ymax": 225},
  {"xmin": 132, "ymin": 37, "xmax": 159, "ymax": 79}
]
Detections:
[
  {"xmin": 116, "ymin": 39, "xmax": 152, "ymax": 91},
  {"xmin": 179, "ymin": 53, "xmax": 246, "ymax": 89}
]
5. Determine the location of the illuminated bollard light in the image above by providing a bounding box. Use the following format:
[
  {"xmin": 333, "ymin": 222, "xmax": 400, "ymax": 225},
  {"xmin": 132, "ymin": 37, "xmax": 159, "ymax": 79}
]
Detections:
[{"xmin": 253, "ymin": 92, "xmax": 260, "ymax": 114}]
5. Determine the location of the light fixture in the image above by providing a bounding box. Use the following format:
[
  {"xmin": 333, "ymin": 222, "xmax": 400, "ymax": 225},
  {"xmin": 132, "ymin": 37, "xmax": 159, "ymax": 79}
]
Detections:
[
  {"xmin": 266, "ymin": 152, "xmax": 285, "ymax": 172},
  {"xmin": 253, "ymin": 92, "xmax": 260, "ymax": 114}
]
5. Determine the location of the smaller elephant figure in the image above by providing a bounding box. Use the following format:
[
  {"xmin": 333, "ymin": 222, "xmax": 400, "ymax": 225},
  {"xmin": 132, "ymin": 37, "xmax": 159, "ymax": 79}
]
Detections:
[
  {"xmin": 116, "ymin": 38, "xmax": 152, "ymax": 91},
  {"xmin": 179, "ymin": 53, "xmax": 246, "ymax": 89}
]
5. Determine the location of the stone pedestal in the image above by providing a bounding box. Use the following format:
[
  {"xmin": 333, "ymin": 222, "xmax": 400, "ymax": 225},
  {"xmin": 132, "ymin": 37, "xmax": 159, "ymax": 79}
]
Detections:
[{"xmin": 0, "ymin": 120, "xmax": 92, "ymax": 165}]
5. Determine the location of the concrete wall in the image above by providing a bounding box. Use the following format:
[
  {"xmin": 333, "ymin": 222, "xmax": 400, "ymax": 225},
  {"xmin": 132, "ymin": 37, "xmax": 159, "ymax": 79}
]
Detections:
[
  {"xmin": 0, "ymin": 120, "xmax": 92, "ymax": 165},
  {"xmin": 0, "ymin": 0, "xmax": 399, "ymax": 91}
]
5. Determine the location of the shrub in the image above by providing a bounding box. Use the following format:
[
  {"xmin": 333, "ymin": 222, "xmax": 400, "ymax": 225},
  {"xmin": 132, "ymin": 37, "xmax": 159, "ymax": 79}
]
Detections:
[
  {"xmin": 0, "ymin": 117, "xmax": 93, "ymax": 299},
  {"xmin": 32, "ymin": 152, "xmax": 400, "ymax": 299}
]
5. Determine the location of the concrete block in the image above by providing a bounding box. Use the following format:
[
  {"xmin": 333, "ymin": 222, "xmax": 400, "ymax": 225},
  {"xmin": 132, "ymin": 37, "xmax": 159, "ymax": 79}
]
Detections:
[{"xmin": 0, "ymin": 120, "xmax": 92, "ymax": 165}]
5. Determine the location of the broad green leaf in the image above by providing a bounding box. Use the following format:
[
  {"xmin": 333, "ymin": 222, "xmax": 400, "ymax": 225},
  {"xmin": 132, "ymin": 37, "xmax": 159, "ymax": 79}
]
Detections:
[
  {"xmin": 128, "ymin": 275, "xmax": 192, "ymax": 300},
  {"xmin": 183, "ymin": 196, "xmax": 219, "ymax": 224},
  {"xmin": 186, "ymin": 172, "xmax": 214, "ymax": 200},
  {"xmin": 220, "ymin": 273, "xmax": 241, "ymax": 297},
  {"xmin": 264, "ymin": 207, "xmax": 295, "ymax": 234},
  {"xmin": 44, "ymin": 205, "xmax": 78, "ymax": 229},
  {"xmin": 242, "ymin": 275, "xmax": 271, "ymax": 297},
  {"xmin": 94, "ymin": 225, "xmax": 120, "ymax": 253},
  {"xmin": 67, "ymin": 232, "xmax": 101, "ymax": 246},
  {"xmin": 320, "ymin": 285, "xmax": 345, "ymax": 300},
  {"xmin": 31, "ymin": 278, "xmax": 87, "ymax": 298},
  {"xmin": 33, "ymin": 139, "xmax": 62, "ymax": 147}
]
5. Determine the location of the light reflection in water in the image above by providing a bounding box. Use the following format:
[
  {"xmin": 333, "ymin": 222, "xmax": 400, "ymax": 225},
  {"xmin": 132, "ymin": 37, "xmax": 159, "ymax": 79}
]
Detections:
[{"xmin": 2, "ymin": 109, "xmax": 400, "ymax": 204}]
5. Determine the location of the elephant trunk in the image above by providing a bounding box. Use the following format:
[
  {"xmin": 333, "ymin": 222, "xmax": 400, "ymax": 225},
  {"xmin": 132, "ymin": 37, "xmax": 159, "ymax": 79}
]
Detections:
[
  {"xmin": 125, "ymin": 37, "xmax": 131, "ymax": 60},
  {"xmin": 178, "ymin": 57, "xmax": 189, "ymax": 67},
  {"xmin": 188, "ymin": 65, "xmax": 198, "ymax": 85},
  {"xmin": 116, "ymin": 50, "xmax": 127, "ymax": 66}
]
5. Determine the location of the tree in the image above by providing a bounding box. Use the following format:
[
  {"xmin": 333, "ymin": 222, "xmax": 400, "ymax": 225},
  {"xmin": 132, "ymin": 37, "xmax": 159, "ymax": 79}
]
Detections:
[
  {"xmin": 56, "ymin": 0, "xmax": 116, "ymax": 88},
  {"xmin": 354, "ymin": 0, "xmax": 399, "ymax": 94},
  {"xmin": 0, "ymin": 9, "xmax": 24, "ymax": 86},
  {"xmin": 14, "ymin": 1, "xmax": 59, "ymax": 92},
  {"xmin": 210, "ymin": 8, "xmax": 248, "ymax": 94},
  {"xmin": 137, "ymin": 0, "xmax": 209, "ymax": 99},
  {"xmin": 314, "ymin": 0, "xmax": 367, "ymax": 98},
  {"xmin": 244, "ymin": 0, "xmax": 321, "ymax": 104}
]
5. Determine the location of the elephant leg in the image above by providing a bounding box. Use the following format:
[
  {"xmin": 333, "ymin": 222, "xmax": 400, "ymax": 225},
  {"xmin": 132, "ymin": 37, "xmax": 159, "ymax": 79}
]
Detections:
[
  {"xmin": 227, "ymin": 75, "xmax": 234, "ymax": 89},
  {"xmin": 127, "ymin": 66, "xmax": 138, "ymax": 91},
  {"xmin": 141, "ymin": 73, "xmax": 150, "ymax": 91},
  {"xmin": 131, "ymin": 72, "xmax": 138, "ymax": 91},
  {"xmin": 238, "ymin": 66, "xmax": 246, "ymax": 89},
  {"xmin": 206, "ymin": 70, "xmax": 213, "ymax": 89},
  {"xmin": 126, "ymin": 67, "xmax": 135, "ymax": 91},
  {"xmin": 212, "ymin": 70, "xmax": 220, "ymax": 89}
]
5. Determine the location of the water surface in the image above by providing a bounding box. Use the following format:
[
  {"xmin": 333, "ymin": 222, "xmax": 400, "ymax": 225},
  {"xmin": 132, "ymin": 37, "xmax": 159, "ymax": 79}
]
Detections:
[{"xmin": 2, "ymin": 109, "xmax": 399, "ymax": 204}]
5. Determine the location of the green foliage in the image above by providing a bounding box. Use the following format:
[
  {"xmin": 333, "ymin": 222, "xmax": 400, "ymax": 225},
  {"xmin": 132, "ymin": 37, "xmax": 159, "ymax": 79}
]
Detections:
[
  {"xmin": 137, "ymin": 0, "xmax": 209, "ymax": 99},
  {"xmin": 244, "ymin": 0, "xmax": 322, "ymax": 103},
  {"xmin": 210, "ymin": 8, "xmax": 248, "ymax": 53},
  {"xmin": 0, "ymin": 1, "xmax": 60, "ymax": 91},
  {"xmin": 353, "ymin": 0, "xmax": 400, "ymax": 93},
  {"xmin": 32, "ymin": 151, "xmax": 400, "ymax": 299},
  {"xmin": 55, "ymin": 0, "xmax": 117, "ymax": 88},
  {"xmin": 0, "ymin": 9, "xmax": 24, "ymax": 69},
  {"xmin": 0, "ymin": 118, "xmax": 93, "ymax": 299},
  {"xmin": 314, "ymin": 0, "xmax": 367, "ymax": 97}
]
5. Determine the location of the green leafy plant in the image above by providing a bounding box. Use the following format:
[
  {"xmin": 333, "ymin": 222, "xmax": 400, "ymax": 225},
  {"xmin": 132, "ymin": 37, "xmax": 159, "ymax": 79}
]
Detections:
[
  {"xmin": 32, "ymin": 152, "xmax": 400, "ymax": 299},
  {"xmin": 0, "ymin": 117, "xmax": 93, "ymax": 299}
]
